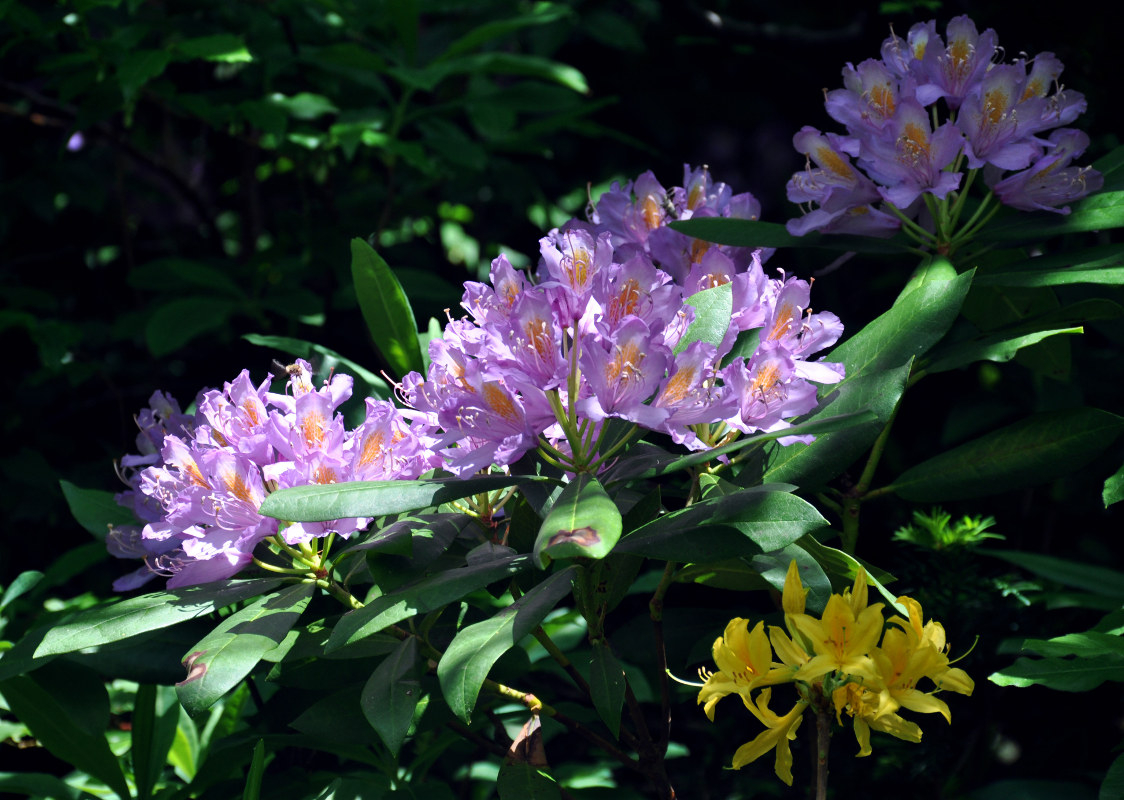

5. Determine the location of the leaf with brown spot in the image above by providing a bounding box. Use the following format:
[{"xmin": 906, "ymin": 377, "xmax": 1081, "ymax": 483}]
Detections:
[{"xmin": 533, "ymin": 474, "xmax": 621, "ymax": 567}]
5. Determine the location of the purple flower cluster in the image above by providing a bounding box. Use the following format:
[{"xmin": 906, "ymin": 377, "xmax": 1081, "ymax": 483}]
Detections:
[
  {"xmin": 787, "ymin": 16, "xmax": 1103, "ymax": 238},
  {"xmin": 400, "ymin": 166, "xmax": 844, "ymax": 474},
  {"xmin": 113, "ymin": 167, "xmax": 845, "ymax": 589},
  {"xmin": 110, "ymin": 363, "xmax": 433, "ymax": 589}
]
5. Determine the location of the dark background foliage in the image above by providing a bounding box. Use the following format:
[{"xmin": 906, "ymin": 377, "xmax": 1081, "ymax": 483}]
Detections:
[{"xmin": 2, "ymin": 1, "xmax": 1122, "ymax": 797}]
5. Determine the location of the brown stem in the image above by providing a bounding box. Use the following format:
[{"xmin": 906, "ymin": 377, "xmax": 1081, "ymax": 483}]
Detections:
[
  {"xmin": 649, "ymin": 561, "xmax": 677, "ymax": 750},
  {"xmin": 814, "ymin": 704, "xmax": 832, "ymax": 800}
]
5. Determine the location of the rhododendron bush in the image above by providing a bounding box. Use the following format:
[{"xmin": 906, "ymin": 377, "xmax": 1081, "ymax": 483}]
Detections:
[{"xmin": 2, "ymin": 6, "xmax": 1123, "ymax": 800}]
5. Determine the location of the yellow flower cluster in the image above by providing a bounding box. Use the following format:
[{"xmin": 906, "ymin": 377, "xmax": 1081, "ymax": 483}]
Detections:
[{"xmin": 697, "ymin": 560, "xmax": 973, "ymax": 785}]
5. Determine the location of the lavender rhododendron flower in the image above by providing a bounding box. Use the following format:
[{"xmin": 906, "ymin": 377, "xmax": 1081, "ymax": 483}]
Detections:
[
  {"xmin": 111, "ymin": 361, "xmax": 434, "ymax": 588},
  {"xmin": 398, "ymin": 166, "xmax": 845, "ymax": 475},
  {"xmin": 787, "ymin": 15, "xmax": 1102, "ymax": 248}
]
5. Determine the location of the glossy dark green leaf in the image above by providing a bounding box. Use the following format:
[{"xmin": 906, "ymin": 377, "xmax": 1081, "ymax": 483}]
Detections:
[
  {"xmin": 176, "ymin": 583, "xmax": 313, "ymax": 713},
  {"xmin": 988, "ymin": 654, "xmax": 1124, "ymax": 692},
  {"xmin": 534, "ymin": 474, "xmax": 621, "ymax": 567},
  {"xmin": 0, "ymin": 674, "xmax": 131, "ymax": 799},
  {"xmin": 888, "ymin": 408, "xmax": 1124, "ymax": 501},
  {"xmin": 327, "ymin": 555, "xmax": 533, "ymax": 652},
  {"xmin": 59, "ymin": 480, "xmax": 138, "ymax": 541},
  {"xmin": 589, "ymin": 642, "xmax": 626, "ymax": 739},
  {"xmin": 118, "ymin": 49, "xmax": 170, "ymax": 100},
  {"xmin": 675, "ymin": 283, "xmax": 732, "ymax": 355},
  {"xmin": 1101, "ymin": 753, "xmax": 1124, "ymax": 800},
  {"xmin": 260, "ymin": 473, "xmax": 554, "ymax": 522},
  {"xmin": 0, "ymin": 773, "xmax": 79, "ymax": 799},
  {"xmin": 749, "ymin": 544, "xmax": 832, "ymax": 614},
  {"xmin": 243, "ymin": 740, "xmax": 266, "ymax": 800},
  {"xmin": 350, "ymin": 238, "xmax": 425, "ymax": 378},
  {"xmin": 829, "ymin": 269, "xmax": 974, "ymax": 381},
  {"xmin": 615, "ymin": 486, "xmax": 827, "ymax": 561},
  {"xmin": 795, "ymin": 536, "xmax": 904, "ymax": 613},
  {"xmin": 977, "ymin": 189, "xmax": 1124, "ymax": 243},
  {"xmin": 1022, "ymin": 631, "xmax": 1124, "ymax": 659},
  {"xmin": 361, "ymin": 637, "xmax": 420, "ymax": 755},
  {"xmin": 976, "ymin": 244, "xmax": 1124, "ymax": 287},
  {"xmin": 438, "ymin": 567, "xmax": 576, "ymax": 721},
  {"xmin": 979, "ymin": 549, "xmax": 1124, "ymax": 598},
  {"xmin": 242, "ymin": 333, "xmax": 391, "ymax": 399},
  {"xmin": 35, "ymin": 579, "xmax": 282, "ymax": 656},
  {"xmin": 132, "ymin": 684, "xmax": 180, "ymax": 800},
  {"xmin": 763, "ymin": 364, "xmax": 911, "ymax": 488},
  {"xmin": 437, "ymin": 5, "xmax": 569, "ymax": 61},
  {"xmin": 669, "ymin": 217, "xmax": 907, "ymax": 252},
  {"xmin": 923, "ymin": 326, "xmax": 1083, "ymax": 374}
]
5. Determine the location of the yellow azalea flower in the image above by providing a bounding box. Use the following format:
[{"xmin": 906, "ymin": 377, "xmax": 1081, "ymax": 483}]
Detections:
[
  {"xmin": 792, "ymin": 581, "xmax": 884, "ymax": 684},
  {"xmin": 730, "ymin": 688, "xmax": 809, "ymax": 785},
  {"xmin": 870, "ymin": 627, "xmax": 954, "ymax": 723},
  {"xmin": 697, "ymin": 619, "xmax": 794, "ymax": 720},
  {"xmin": 832, "ymin": 679, "xmax": 924, "ymax": 756},
  {"xmin": 888, "ymin": 595, "xmax": 975, "ymax": 696}
]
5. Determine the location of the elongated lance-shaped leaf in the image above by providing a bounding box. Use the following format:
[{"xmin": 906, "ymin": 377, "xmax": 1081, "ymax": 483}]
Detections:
[
  {"xmin": 0, "ymin": 674, "xmax": 131, "ymax": 799},
  {"xmin": 975, "ymin": 243, "xmax": 1124, "ymax": 287},
  {"xmin": 886, "ymin": 408, "xmax": 1124, "ymax": 501},
  {"xmin": 923, "ymin": 326, "xmax": 1083, "ymax": 374},
  {"xmin": 668, "ymin": 217, "xmax": 907, "ymax": 253},
  {"xmin": 35, "ymin": 579, "xmax": 283, "ymax": 657},
  {"xmin": 616, "ymin": 410, "xmax": 877, "ymax": 482},
  {"xmin": 977, "ymin": 189, "xmax": 1124, "ymax": 243},
  {"xmin": 533, "ymin": 474, "xmax": 621, "ymax": 567},
  {"xmin": 259, "ymin": 473, "xmax": 556, "ymax": 522},
  {"xmin": 328, "ymin": 555, "xmax": 533, "ymax": 652},
  {"xmin": 615, "ymin": 486, "xmax": 828, "ymax": 562},
  {"xmin": 438, "ymin": 567, "xmax": 577, "ymax": 722},
  {"xmin": 361, "ymin": 637, "xmax": 421, "ymax": 755},
  {"xmin": 764, "ymin": 364, "xmax": 910, "ymax": 488},
  {"xmin": 132, "ymin": 685, "xmax": 180, "ymax": 800},
  {"xmin": 59, "ymin": 480, "xmax": 138, "ymax": 539},
  {"xmin": 351, "ymin": 237, "xmax": 425, "ymax": 378},
  {"xmin": 1105, "ymin": 462, "xmax": 1124, "ymax": 508},
  {"xmin": 988, "ymin": 654, "xmax": 1124, "ymax": 692},
  {"xmin": 589, "ymin": 642, "xmax": 626, "ymax": 739},
  {"xmin": 176, "ymin": 583, "xmax": 314, "ymax": 714},
  {"xmin": 978, "ymin": 549, "xmax": 1124, "ymax": 599},
  {"xmin": 243, "ymin": 740, "xmax": 266, "ymax": 800},
  {"xmin": 829, "ymin": 269, "xmax": 974, "ymax": 383},
  {"xmin": 1022, "ymin": 631, "xmax": 1124, "ymax": 659}
]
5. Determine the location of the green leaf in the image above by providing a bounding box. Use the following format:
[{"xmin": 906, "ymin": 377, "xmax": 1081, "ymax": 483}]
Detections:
[
  {"xmin": 923, "ymin": 326, "xmax": 1083, "ymax": 374},
  {"xmin": 260, "ymin": 473, "xmax": 554, "ymax": 522},
  {"xmin": 127, "ymin": 258, "xmax": 245, "ymax": 298},
  {"xmin": 615, "ymin": 487, "xmax": 828, "ymax": 562},
  {"xmin": 361, "ymin": 637, "xmax": 420, "ymax": 755},
  {"xmin": 0, "ymin": 674, "xmax": 131, "ymax": 799},
  {"xmin": 35, "ymin": 579, "xmax": 282, "ymax": 656},
  {"xmin": 669, "ymin": 217, "xmax": 907, "ymax": 253},
  {"xmin": 118, "ymin": 49, "xmax": 170, "ymax": 101},
  {"xmin": 1101, "ymin": 753, "xmax": 1124, "ymax": 800},
  {"xmin": 268, "ymin": 92, "xmax": 339, "ymax": 120},
  {"xmin": 437, "ymin": 5, "xmax": 570, "ymax": 61},
  {"xmin": 589, "ymin": 642, "xmax": 626, "ymax": 739},
  {"xmin": 327, "ymin": 555, "xmax": 533, "ymax": 652},
  {"xmin": 1104, "ymin": 461, "xmax": 1124, "ymax": 507},
  {"xmin": 988, "ymin": 654, "xmax": 1124, "ymax": 692},
  {"xmin": 748, "ymin": 544, "xmax": 833, "ymax": 615},
  {"xmin": 243, "ymin": 740, "xmax": 266, "ymax": 800},
  {"xmin": 132, "ymin": 685, "xmax": 179, "ymax": 800},
  {"xmin": 1022, "ymin": 631, "xmax": 1124, "ymax": 659},
  {"xmin": 241, "ymin": 333, "xmax": 391, "ymax": 400},
  {"xmin": 794, "ymin": 536, "xmax": 905, "ymax": 613},
  {"xmin": 438, "ymin": 567, "xmax": 576, "ymax": 721},
  {"xmin": 533, "ymin": 474, "xmax": 622, "ymax": 567},
  {"xmin": 976, "ymin": 244, "xmax": 1124, "ymax": 287},
  {"xmin": 1, "ymin": 571, "xmax": 43, "ymax": 611},
  {"xmin": 979, "ymin": 550, "xmax": 1124, "ymax": 598},
  {"xmin": 175, "ymin": 34, "xmax": 252, "ymax": 63},
  {"xmin": 888, "ymin": 408, "xmax": 1124, "ymax": 501},
  {"xmin": 146, "ymin": 297, "xmax": 236, "ymax": 357},
  {"xmin": 0, "ymin": 773, "xmax": 79, "ymax": 799},
  {"xmin": 978, "ymin": 189, "xmax": 1124, "ymax": 243},
  {"xmin": 350, "ymin": 238, "xmax": 425, "ymax": 377},
  {"xmin": 497, "ymin": 762, "xmax": 562, "ymax": 800},
  {"xmin": 176, "ymin": 583, "xmax": 313, "ymax": 714},
  {"xmin": 763, "ymin": 363, "xmax": 911, "ymax": 488},
  {"xmin": 829, "ymin": 269, "xmax": 974, "ymax": 381},
  {"xmin": 59, "ymin": 480, "xmax": 138, "ymax": 540},
  {"xmin": 675, "ymin": 283, "xmax": 732, "ymax": 355}
]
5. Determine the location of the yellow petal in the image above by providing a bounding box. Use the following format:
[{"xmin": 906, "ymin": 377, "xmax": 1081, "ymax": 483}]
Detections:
[
  {"xmin": 896, "ymin": 689, "xmax": 951, "ymax": 723},
  {"xmin": 934, "ymin": 666, "xmax": 975, "ymax": 695},
  {"xmin": 783, "ymin": 559, "xmax": 808, "ymax": 615},
  {"xmin": 847, "ymin": 568, "xmax": 870, "ymax": 616}
]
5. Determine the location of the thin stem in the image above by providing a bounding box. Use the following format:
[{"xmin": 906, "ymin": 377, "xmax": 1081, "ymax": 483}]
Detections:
[
  {"xmin": 814, "ymin": 705, "xmax": 832, "ymax": 800},
  {"xmin": 532, "ymin": 626, "xmax": 592, "ymax": 696},
  {"xmin": 649, "ymin": 562, "xmax": 678, "ymax": 751},
  {"xmin": 252, "ymin": 556, "xmax": 308, "ymax": 575},
  {"xmin": 884, "ymin": 201, "xmax": 938, "ymax": 244},
  {"xmin": 841, "ymin": 399, "xmax": 902, "ymax": 554}
]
